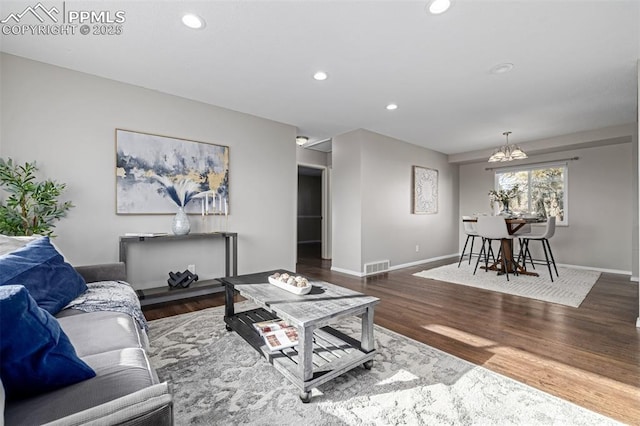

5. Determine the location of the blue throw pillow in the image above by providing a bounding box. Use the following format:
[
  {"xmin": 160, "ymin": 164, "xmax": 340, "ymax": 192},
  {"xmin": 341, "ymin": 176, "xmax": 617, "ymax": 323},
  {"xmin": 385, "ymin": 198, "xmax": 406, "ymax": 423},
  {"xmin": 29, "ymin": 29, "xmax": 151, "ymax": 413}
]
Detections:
[
  {"xmin": 0, "ymin": 236, "xmax": 87, "ymax": 314},
  {"xmin": 0, "ymin": 285, "xmax": 96, "ymax": 400}
]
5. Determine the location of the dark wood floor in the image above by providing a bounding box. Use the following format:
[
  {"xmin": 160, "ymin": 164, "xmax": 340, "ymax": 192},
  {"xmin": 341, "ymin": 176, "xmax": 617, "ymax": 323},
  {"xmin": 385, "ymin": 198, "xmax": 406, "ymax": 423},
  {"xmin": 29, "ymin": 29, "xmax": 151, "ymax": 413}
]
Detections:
[{"xmin": 144, "ymin": 247, "xmax": 640, "ymax": 425}]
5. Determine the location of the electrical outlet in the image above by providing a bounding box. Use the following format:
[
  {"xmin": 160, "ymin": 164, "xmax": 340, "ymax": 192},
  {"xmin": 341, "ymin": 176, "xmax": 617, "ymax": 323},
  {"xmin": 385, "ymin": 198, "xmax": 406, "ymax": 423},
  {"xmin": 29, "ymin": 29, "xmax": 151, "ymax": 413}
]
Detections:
[
  {"xmin": 415, "ymin": 244, "xmax": 420, "ymax": 252},
  {"xmin": 187, "ymin": 264, "xmax": 196, "ymax": 274}
]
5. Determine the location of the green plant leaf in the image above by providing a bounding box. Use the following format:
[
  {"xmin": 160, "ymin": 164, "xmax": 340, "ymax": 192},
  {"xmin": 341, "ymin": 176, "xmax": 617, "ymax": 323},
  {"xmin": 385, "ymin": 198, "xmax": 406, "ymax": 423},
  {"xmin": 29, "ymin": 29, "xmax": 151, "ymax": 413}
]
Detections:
[{"xmin": 0, "ymin": 158, "xmax": 74, "ymax": 237}]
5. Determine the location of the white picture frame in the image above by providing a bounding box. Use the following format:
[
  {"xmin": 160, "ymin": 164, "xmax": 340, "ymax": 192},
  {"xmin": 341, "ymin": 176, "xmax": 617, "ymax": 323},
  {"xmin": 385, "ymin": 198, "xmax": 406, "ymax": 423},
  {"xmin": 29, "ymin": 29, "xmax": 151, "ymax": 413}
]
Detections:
[{"xmin": 412, "ymin": 166, "xmax": 438, "ymax": 214}]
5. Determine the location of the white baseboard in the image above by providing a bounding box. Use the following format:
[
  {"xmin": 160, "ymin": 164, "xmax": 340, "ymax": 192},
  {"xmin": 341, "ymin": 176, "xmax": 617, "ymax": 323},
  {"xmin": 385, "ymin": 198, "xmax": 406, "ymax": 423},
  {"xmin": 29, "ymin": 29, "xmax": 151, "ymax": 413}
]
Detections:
[
  {"xmin": 630, "ymin": 276, "xmax": 639, "ymax": 282},
  {"xmin": 556, "ymin": 263, "xmax": 631, "ymax": 276},
  {"xmin": 637, "ymin": 317, "xmax": 640, "ymax": 328},
  {"xmin": 331, "ymin": 254, "xmax": 459, "ymax": 278},
  {"xmin": 389, "ymin": 254, "xmax": 459, "ymax": 272},
  {"xmin": 330, "ymin": 266, "xmax": 366, "ymax": 277}
]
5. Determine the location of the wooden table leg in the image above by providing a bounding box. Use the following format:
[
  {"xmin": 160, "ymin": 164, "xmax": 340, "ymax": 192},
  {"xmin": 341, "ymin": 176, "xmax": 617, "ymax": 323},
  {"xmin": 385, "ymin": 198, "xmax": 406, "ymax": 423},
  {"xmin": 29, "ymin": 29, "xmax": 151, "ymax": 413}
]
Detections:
[
  {"xmin": 360, "ymin": 306, "xmax": 375, "ymax": 370},
  {"xmin": 482, "ymin": 239, "xmax": 539, "ymax": 277},
  {"xmin": 502, "ymin": 239, "xmax": 516, "ymax": 273},
  {"xmin": 298, "ymin": 325, "xmax": 314, "ymax": 402},
  {"xmin": 361, "ymin": 306, "xmax": 375, "ymax": 353},
  {"xmin": 501, "ymin": 238, "xmax": 539, "ymax": 277}
]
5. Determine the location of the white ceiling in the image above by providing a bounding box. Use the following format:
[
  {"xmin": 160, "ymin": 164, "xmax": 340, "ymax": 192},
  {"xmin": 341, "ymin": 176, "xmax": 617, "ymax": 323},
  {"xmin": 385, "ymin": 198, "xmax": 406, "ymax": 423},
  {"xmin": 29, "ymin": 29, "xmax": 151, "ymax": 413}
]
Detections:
[{"xmin": 1, "ymin": 0, "xmax": 638, "ymax": 154}]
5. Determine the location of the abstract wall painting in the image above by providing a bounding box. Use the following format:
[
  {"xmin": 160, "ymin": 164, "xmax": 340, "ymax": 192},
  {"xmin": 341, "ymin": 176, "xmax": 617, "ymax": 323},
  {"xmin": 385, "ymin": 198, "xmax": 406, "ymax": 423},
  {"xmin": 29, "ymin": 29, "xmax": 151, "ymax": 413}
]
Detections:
[
  {"xmin": 412, "ymin": 166, "xmax": 438, "ymax": 214},
  {"xmin": 115, "ymin": 129, "xmax": 230, "ymax": 215}
]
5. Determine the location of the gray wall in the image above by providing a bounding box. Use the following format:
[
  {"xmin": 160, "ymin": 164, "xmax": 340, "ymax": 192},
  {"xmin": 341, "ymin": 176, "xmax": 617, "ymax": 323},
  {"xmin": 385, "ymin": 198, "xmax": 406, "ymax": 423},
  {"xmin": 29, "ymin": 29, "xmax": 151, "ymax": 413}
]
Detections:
[
  {"xmin": 331, "ymin": 130, "xmax": 363, "ymax": 273},
  {"xmin": 0, "ymin": 53, "xmax": 297, "ymax": 289},
  {"xmin": 459, "ymin": 141, "xmax": 636, "ymax": 273},
  {"xmin": 332, "ymin": 129, "xmax": 459, "ymax": 275}
]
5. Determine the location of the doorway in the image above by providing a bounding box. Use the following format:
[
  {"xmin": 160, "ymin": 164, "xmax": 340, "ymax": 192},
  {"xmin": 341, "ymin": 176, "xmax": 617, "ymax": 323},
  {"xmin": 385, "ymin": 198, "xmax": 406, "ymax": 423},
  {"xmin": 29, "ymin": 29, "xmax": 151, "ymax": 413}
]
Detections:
[{"xmin": 297, "ymin": 165, "xmax": 328, "ymax": 264}]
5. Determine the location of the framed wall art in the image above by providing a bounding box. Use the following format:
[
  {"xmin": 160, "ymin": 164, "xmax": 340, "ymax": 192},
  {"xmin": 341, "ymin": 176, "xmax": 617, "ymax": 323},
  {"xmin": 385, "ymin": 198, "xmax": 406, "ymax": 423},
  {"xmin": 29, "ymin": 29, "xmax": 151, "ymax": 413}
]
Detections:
[
  {"xmin": 115, "ymin": 129, "xmax": 230, "ymax": 215},
  {"xmin": 412, "ymin": 165, "xmax": 438, "ymax": 214}
]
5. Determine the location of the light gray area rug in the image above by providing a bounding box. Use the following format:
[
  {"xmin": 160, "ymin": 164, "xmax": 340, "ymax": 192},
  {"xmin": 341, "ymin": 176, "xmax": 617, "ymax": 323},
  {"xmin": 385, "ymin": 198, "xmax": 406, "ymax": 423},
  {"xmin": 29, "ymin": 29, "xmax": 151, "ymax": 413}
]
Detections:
[
  {"xmin": 413, "ymin": 263, "xmax": 601, "ymax": 308},
  {"xmin": 147, "ymin": 303, "xmax": 618, "ymax": 425}
]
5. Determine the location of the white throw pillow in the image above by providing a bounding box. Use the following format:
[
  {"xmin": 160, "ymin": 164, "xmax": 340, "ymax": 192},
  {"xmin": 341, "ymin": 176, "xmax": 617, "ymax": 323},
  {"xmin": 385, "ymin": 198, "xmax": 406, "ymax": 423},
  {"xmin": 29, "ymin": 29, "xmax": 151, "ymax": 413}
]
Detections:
[
  {"xmin": 0, "ymin": 234, "xmax": 41, "ymax": 257},
  {"xmin": 0, "ymin": 234, "xmax": 68, "ymax": 261}
]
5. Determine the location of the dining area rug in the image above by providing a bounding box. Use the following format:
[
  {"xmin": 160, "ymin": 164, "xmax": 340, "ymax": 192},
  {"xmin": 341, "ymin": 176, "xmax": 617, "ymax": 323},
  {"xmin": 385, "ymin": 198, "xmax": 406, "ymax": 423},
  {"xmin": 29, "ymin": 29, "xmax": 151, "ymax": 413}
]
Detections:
[
  {"xmin": 413, "ymin": 262, "xmax": 601, "ymax": 308},
  {"xmin": 147, "ymin": 303, "xmax": 618, "ymax": 425}
]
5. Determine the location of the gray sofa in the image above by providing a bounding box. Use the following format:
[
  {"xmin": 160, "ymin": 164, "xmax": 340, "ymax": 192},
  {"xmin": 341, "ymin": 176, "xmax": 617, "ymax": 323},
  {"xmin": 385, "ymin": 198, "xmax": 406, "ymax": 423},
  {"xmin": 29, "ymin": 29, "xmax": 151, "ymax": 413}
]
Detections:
[{"xmin": 3, "ymin": 263, "xmax": 173, "ymax": 426}]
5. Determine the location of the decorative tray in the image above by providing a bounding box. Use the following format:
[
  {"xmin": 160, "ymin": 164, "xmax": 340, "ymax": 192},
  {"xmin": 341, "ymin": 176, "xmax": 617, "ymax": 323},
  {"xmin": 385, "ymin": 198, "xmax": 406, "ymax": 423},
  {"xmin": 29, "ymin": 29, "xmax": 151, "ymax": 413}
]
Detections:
[{"xmin": 268, "ymin": 272, "xmax": 312, "ymax": 295}]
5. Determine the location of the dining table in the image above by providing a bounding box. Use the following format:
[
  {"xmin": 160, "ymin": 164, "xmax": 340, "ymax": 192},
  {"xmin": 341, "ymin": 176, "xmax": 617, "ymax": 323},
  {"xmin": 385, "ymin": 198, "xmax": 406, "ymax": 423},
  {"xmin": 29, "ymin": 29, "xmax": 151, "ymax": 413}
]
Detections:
[{"xmin": 464, "ymin": 216, "xmax": 546, "ymax": 276}]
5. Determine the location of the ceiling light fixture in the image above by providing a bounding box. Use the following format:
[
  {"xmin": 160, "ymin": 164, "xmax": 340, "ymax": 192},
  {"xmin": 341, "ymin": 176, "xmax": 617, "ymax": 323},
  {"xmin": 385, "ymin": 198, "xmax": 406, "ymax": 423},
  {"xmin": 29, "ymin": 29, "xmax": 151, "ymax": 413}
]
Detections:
[
  {"xmin": 296, "ymin": 136, "xmax": 309, "ymax": 146},
  {"xmin": 313, "ymin": 71, "xmax": 328, "ymax": 81},
  {"xmin": 488, "ymin": 131, "xmax": 528, "ymax": 162},
  {"xmin": 182, "ymin": 13, "xmax": 205, "ymax": 29},
  {"xmin": 386, "ymin": 103, "xmax": 398, "ymax": 110},
  {"xmin": 428, "ymin": 0, "xmax": 451, "ymax": 15}
]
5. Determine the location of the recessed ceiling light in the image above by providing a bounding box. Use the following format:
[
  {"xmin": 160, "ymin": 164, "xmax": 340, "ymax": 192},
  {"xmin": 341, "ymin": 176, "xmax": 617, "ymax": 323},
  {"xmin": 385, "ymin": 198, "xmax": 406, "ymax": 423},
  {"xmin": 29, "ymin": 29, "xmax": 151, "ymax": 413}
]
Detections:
[
  {"xmin": 427, "ymin": 0, "xmax": 451, "ymax": 15},
  {"xmin": 182, "ymin": 13, "xmax": 205, "ymax": 29},
  {"xmin": 490, "ymin": 62, "xmax": 515, "ymax": 74},
  {"xmin": 313, "ymin": 71, "xmax": 328, "ymax": 81},
  {"xmin": 386, "ymin": 103, "xmax": 398, "ymax": 111}
]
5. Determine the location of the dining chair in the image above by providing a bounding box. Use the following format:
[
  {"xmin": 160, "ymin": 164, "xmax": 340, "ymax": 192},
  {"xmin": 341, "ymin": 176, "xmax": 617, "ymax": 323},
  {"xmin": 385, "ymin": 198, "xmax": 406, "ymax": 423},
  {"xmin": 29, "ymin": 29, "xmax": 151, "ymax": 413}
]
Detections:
[
  {"xmin": 458, "ymin": 216, "xmax": 482, "ymax": 267},
  {"xmin": 517, "ymin": 217, "xmax": 558, "ymax": 281},
  {"xmin": 473, "ymin": 216, "xmax": 516, "ymax": 281}
]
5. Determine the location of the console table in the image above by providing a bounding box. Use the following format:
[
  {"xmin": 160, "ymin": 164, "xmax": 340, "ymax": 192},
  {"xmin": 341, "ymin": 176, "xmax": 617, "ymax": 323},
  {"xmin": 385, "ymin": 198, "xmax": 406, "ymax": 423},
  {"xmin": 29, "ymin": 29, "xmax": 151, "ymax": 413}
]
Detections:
[{"xmin": 119, "ymin": 232, "xmax": 238, "ymax": 306}]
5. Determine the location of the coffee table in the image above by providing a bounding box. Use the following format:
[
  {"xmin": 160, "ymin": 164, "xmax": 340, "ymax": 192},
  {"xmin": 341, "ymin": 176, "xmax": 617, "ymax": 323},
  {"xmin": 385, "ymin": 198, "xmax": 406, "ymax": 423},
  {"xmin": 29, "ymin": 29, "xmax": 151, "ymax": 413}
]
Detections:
[{"xmin": 222, "ymin": 270, "xmax": 380, "ymax": 402}]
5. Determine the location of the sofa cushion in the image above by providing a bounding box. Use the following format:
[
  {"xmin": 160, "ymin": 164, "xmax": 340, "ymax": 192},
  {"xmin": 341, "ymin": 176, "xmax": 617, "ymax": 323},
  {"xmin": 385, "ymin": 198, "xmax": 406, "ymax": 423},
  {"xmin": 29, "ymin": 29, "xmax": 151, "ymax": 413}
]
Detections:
[
  {"xmin": 0, "ymin": 236, "xmax": 87, "ymax": 314},
  {"xmin": 0, "ymin": 285, "xmax": 96, "ymax": 400},
  {"xmin": 4, "ymin": 348, "xmax": 158, "ymax": 425},
  {"xmin": 58, "ymin": 311, "xmax": 146, "ymax": 357}
]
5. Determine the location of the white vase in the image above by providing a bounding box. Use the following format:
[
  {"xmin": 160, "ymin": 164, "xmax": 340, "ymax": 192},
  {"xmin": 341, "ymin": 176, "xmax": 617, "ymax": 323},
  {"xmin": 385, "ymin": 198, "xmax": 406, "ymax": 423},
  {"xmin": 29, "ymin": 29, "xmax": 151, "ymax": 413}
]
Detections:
[{"xmin": 172, "ymin": 207, "xmax": 190, "ymax": 235}]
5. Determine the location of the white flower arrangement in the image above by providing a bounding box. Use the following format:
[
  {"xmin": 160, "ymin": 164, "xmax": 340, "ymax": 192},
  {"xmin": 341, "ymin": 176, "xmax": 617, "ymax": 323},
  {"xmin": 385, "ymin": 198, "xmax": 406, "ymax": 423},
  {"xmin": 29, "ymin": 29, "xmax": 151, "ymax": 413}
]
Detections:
[{"xmin": 488, "ymin": 184, "xmax": 521, "ymax": 209}]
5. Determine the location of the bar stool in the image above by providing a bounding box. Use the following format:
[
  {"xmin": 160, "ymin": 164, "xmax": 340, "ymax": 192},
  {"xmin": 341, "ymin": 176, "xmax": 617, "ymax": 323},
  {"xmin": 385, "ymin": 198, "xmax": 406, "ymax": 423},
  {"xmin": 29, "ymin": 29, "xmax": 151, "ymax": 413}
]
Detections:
[
  {"xmin": 513, "ymin": 223, "xmax": 534, "ymax": 269},
  {"xmin": 473, "ymin": 216, "xmax": 516, "ymax": 281},
  {"xmin": 518, "ymin": 217, "xmax": 558, "ymax": 282},
  {"xmin": 458, "ymin": 216, "xmax": 481, "ymax": 267}
]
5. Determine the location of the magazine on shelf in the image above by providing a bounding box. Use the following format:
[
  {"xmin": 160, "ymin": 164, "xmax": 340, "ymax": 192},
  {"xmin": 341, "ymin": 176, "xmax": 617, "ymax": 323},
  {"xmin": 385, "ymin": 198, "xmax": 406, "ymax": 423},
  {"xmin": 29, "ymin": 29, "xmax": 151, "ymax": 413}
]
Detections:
[
  {"xmin": 124, "ymin": 232, "xmax": 168, "ymax": 237},
  {"xmin": 253, "ymin": 319, "xmax": 290, "ymax": 335},
  {"xmin": 262, "ymin": 326, "xmax": 299, "ymax": 352}
]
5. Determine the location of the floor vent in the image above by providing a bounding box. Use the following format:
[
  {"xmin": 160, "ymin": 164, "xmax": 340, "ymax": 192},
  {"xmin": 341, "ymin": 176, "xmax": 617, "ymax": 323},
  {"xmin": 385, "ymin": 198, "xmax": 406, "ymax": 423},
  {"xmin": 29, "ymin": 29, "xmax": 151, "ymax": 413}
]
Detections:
[{"xmin": 364, "ymin": 260, "xmax": 390, "ymax": 276}]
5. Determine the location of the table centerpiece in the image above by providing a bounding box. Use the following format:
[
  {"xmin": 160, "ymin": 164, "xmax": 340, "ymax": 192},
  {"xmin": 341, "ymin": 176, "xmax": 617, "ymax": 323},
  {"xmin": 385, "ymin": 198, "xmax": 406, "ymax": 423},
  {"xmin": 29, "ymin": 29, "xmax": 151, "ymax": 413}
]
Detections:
[{"xmin": 488, "ymin": 184, "xmax": 521, "ymax": 216}]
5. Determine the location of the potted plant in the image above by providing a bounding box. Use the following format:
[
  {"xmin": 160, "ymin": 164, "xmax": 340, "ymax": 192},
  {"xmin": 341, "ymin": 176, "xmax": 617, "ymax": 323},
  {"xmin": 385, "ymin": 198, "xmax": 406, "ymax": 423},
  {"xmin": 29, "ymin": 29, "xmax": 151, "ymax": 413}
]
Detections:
[
  {"xmin": 488, "ymin": 184, "xmax": 521, "ymax": 215},
  {"xmin": 0, "ymin": 158, "xmax": 74, "ymax": 236}
]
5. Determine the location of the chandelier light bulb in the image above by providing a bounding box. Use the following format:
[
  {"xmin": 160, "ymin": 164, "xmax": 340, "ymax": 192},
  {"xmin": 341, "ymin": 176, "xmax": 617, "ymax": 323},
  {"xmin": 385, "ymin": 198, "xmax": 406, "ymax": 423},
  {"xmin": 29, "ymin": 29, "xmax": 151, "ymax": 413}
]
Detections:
[
  {"xmin": 428, "ymin": 0, "xmax": 451, "ymax": 15},
  {"xmin": 182, "ymin": 13, "xmax": 205, "ymax": 29},
  {"xmin": 313, "ymin": 71, "xmax": 328, "ymax": 81}
]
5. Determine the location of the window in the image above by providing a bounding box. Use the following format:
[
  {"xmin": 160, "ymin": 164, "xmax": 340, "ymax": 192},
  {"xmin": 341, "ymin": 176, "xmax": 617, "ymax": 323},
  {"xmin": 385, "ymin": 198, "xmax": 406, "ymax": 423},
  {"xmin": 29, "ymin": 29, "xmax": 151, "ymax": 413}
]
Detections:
[{"xmin": 494, "ymin": 162, "xmax": 568, "ymax": 225}]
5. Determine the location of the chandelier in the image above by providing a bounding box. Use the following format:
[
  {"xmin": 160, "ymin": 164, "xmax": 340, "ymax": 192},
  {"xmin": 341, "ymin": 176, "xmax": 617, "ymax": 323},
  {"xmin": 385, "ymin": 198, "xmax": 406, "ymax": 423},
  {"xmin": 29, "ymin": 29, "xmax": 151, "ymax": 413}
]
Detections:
[{"xmin": 488, "ymin": 131, "xmax": 528, "ymax": 162}]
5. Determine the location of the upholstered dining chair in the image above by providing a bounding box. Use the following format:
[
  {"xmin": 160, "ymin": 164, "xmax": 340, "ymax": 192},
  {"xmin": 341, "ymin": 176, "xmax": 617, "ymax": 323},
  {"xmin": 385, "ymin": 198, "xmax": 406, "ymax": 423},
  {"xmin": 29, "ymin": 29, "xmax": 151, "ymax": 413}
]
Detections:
[
  {"xmin": 517, "ymin": 216, "xmax": 558, "ymax": 282},
  {"xmin": 473, "ymin": 216, "xmax": 516, "ymax": 281},
  {"xmin": 458, "ymin": 216, "xmax": 481, "ymax": 267}
]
